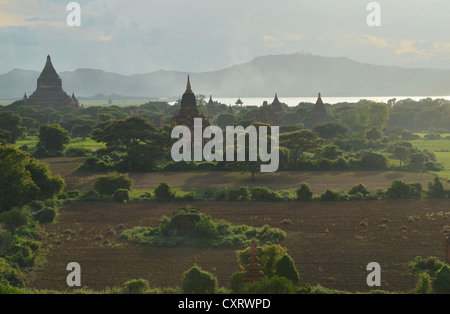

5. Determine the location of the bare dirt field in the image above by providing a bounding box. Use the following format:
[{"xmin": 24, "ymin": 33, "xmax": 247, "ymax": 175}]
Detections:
[
  {"xmin": 41, "ymin": 157, "xmax": 447, "ymax": 194},
  {"xmin": 27, "ymin": 199, "xmax": 450, "ymax": 293}
]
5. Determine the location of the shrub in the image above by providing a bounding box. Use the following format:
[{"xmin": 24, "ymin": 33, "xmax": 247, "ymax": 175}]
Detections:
[
  {"xmin": 296, "ymin": 183, "xmax": 313, "ymax": 202},
  {"xmin": 182, "ymin": 265, "xmax": 217, "ymax": 294},
  {"xmin": 227, "ymin": 187, "xmax": 250, "ymax": 202},
  {"xmin": 358, "ymin": 151, "xmax": 388, "ymax": 170},
  {"xmin": 409, "ymin": 256, "xmax": 447, "ymax": 277},
  {"xmin": 1, "ymin": 210, "xmax": 29, "ymax": 233},
  {"xmin": 154, "ymin": 182, "xmax": 176, "ymax": 202},
  {"xmin": 123, "ymin": 279, "xmax": 149, "ymax": 294},
  {"xmin": 113, "ymin": 189, "xmax": 130, "ymax": 203},
  {"xmin": 348, "ymin": 183, "xmax": 370, "ymax": 197},
  {"xmin": 94, "ymin": 173, "xmax": 133, "ymax": 196},
  {"xmin": 427, "ymin": 177, "xmax": 446, "ymax": 199},
  {"xmin": 65, "ymin": 147, "xmax": 93, "ymax": 157},
  {"xmin": 241, "ymin": 275, "xmax": 297, "ymax": 294},
  {"xmin": 275, "ymin": 254, "xmax": 300, "ymax": 285},
  {"xmin": 33, "ymin": 208, "xmax": 56, "ymax": 224},
  {"xmin": 416, "ymin": 272, "xmax": 432, "ymax": 294},
  {"xmin": 387, "ymin": 180, "xmax": 421, "ymax": 199},
  {"xmin": 77, "ymin": 190, "xmax": 102, "ymax": 202},
  {"xmin": 432, "ymin": 265, "xmax": 450, "ymax": 294},
  {"xmin": 320, "ymin": 189, "xmax": 341, "ymax": 202},
  {"xmin": 251, "ymin": 187, "xmax": 279, "ymax": 202},
  {"xmin": 77, "ymin": 156, "xmax": 109, "ymax": 172}
]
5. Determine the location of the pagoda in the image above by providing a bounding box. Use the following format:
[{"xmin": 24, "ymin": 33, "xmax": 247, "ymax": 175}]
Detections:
[
  {"xmin": 305, "ymin": 93, "xmax": 331, "ymax": 129},
  {"xmin": 24, "ymin": 55, "xmax": 80, "ymax": 111},
  {"xmin": 270, "ymin": 93, "xmax": 284, "ymax": 113},
  {"xmin": 206, "ymin": 95, "xmax": 217, "ymax": 117},
  {"xmin": 244, "ymin": 240, "xmax": 264, "ymax": 282},
  {"xmin": 173, "ymin": 75, "xmax": 210, "ymax": 132}
]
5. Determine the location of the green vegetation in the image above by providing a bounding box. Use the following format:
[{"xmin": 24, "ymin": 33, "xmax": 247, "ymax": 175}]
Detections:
[{"xmin": 120, "ymin": 207, "xmax": 286, "ymax": 248}]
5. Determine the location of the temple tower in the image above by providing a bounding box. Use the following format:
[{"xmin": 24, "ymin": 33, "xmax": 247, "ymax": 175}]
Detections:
[
  {"xmin": 24, "ymin": 55, "xmax": 80, "ymax": 111},
  {"xmin": 305, "ymin": 92, "xmax": 331, "ymax": 129}
]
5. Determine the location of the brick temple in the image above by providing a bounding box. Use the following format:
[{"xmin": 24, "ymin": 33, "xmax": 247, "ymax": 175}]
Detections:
[
  {"xmin": 174, "ymin": 75, "xmax": 210, "ymax": 131},
  {"xmin": 22, "ymin": 55, "xmax": 80, "ymax": 111}
]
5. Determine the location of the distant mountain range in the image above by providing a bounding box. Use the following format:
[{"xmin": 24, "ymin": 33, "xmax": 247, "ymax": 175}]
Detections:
[{"xmin": 1, "ymin": 53, "xmax": 450, "ymax": 101}]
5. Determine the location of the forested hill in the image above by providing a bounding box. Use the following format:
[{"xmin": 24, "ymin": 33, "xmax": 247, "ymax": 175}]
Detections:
[{"xmin": 1, "ymin": 53, "xmax": 450, "ymax": 100}]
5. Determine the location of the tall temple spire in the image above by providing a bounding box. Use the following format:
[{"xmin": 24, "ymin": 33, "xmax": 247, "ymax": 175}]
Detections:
[
  {"xmin": 24, "ymin": 55, "xmax": 80, "ymax": 111},
  {"xmin": 185, "ymin": 75, "xmax": 192, "ymax": 94}
]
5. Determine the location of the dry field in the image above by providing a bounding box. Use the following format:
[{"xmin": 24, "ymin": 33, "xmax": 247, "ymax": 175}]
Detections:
[
  {"xmin": 40, "ymin": 157, "xmax": 447, "ymax": 194},
  {"xmin": 27, "ymin": 199, "xmax": 450, "ymax": 293}
]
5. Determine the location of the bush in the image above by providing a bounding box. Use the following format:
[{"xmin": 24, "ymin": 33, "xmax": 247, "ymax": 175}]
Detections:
[
  {"xmin": 182, "ymin": 265, "xmax": 217, "ymax": 294},
  {"xmin": 241, "ymin": 276, "xmax": 297, "ymax": 294},
  {"xmin": 227, "ymin": 187, "xmax": 250, "ymax": 202},
  {"xmin": 275, "ymin": 254, "xmax": 300, "ymax": 285},
  {"xmin": 296, "ymin": 183, "xmax": 313, "ymax": 202},
  {"xmin": 113, "ymin": 189, "xmax": 130, "ymax": 203},
  {"xmin": 358, "ymin": 152, "xmax": 388, "ymax": 170},
  {"xmin": 77, "ymin": 190, "xmax": 103, "ymax": 202},
  {"xmin": 320, "ymin": 189, "xmax": 341, "ymax": 202},
  {"xmin": 432, "ymin": 265, "xmax": 450, "ymax": 294},
  {"xmin": 94, "ymin": 173, "xmax": 133, "ymax": 196},
  {"xmin": 427, "ymin": 177, "xmax": 446, "ymax": 199},
  {"xmin": 77, "ymin": 156, "xmax": 109, "ymax": 172},
  {"xmin": 123, "ymin": 279, "xmax": 149, "ymax": 294},
  {"xmin": 251, "ymin": 187, "xmax": 279, "ymax": 202},
  {"xmin": 154, "ymin": 182, "xmax": 176, "ymax": 202},
  {"xmin": 348, "ymin": 183, "xmax": 370, "ymax": 197},
  {"xmin": 65, "ymin": 147, "xmax": 93, "ymax": 157},
  {"xmin": 33, "ymin": 208, "xmax": 56, "ymax": 224},
  {"xmin": 416, "ymin": 272, "xmax": 432, "ymax": 294},
  {"xmin": 409, "ymin": 256, "xmax": 447, "ymax": 277},
  {"xmin": 387, "ymin": 180, "xmax": 421, "ymax": 199},
  {"xmin": 1, "ymin": 210, "xmax": 29, "ymax": 233}
]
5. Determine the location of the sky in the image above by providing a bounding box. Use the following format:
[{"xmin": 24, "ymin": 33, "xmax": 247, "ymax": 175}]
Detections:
[{"xmin": 1, "ymin": 0, "xmax": 450, "ymax": 75}]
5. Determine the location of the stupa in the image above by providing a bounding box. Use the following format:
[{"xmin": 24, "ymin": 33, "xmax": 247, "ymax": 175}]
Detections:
[
  {"xmin": 173, "ymin": 75, "xmax": 210, "ymax": 132},
  {"xmin": 24, "ymin": 55, "xmax": 80, "ymax": 111},
  {"xmin": 305, "ymin": 93, "xmax": 331, "ymax": 129},
  {"xmin": 244, "ymin": 240, "xmax": 264, "ymax": 282}
]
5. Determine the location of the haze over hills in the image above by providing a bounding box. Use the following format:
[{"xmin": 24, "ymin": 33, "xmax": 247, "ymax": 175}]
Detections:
[{"xmin": 1, "ymin": 53, "xmax": 450, "ymax": 101}]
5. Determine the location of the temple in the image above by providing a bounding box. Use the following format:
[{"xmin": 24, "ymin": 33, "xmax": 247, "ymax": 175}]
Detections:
[
  {"xmin": 173, "ymin": 75, "xmax": 210, "ymax": 134},
  {"xmin": 206, "ymin": 95, "xmax": 217, "ymax": 117},
  {"xmin": 23, "ymin": 55, "xmax": 80, "ymax": 111},
  {"xmin": 305, "ymin": 93, "xmax": 331, "ymax": 129},
  {"xmin": 253, "ymin": 93, "xmax": 285, "ymax": 125}
]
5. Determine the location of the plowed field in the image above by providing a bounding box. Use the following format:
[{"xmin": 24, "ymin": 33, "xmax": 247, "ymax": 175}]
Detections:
[{"xmin": 27, "ymin": 199, "xmax": 450, "ymax": 293}]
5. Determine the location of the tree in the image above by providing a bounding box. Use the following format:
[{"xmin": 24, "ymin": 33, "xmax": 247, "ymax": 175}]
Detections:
[
  {"xmin": 0, "ymin": 145, "xmax": 65, "ymax": 212},
  {"xmin": 280, "ymin": 129, "xmax": 320, "ymax": 165},
  {"xmin": 392, "ymin": 145, "xmax": 410, "ymax": 167},
  {"xmin": 361, "ymin": 102, "xmax": 389, "ymax": 129},
  {"xmin": 365, "ymin": 126, "xmax": 382, "ymax": 140},
  {"xmin": 92, "ymin": 116, "xmax": 168, "ymax": 172},
  {"xmin": 0, "ymin": 111, "xmax": 26, "ymax": 143},
  {"xmin": 215, "ymin": 113, "xmax": 236, "ymax": 129},
  {"xmin": 314, "ymin": 122, "xmax": 349, "ymax": 139},
  {"xmin": 37, "ymin": 124, "xmax": 71, "ymax": 154}
]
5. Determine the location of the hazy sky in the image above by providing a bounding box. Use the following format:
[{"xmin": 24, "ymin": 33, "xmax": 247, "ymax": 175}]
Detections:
[{"xmin": 1, "ymin": 0, "xmax": 450, "ymax": 75}]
